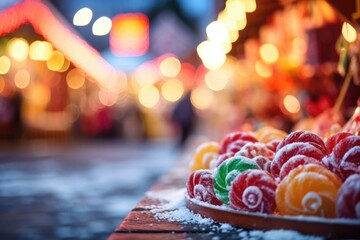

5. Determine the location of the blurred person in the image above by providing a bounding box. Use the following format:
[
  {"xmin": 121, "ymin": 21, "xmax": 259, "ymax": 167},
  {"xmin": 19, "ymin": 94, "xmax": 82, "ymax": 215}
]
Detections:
[{"xmin": 171, "ymin": 91, "xmax": 196, "ymax": 147}]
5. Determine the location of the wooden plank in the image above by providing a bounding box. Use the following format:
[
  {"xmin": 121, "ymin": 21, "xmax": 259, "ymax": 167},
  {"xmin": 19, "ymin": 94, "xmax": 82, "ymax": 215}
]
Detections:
[{"xmin": 109, "ymin": 232, "xmax": 244, "ymax": 240}]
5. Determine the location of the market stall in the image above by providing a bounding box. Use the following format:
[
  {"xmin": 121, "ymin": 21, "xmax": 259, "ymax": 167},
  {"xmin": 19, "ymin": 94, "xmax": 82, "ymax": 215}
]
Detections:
[{"xmin": 109, "ymin": 0, "xmax": 360, "ymax": 239}]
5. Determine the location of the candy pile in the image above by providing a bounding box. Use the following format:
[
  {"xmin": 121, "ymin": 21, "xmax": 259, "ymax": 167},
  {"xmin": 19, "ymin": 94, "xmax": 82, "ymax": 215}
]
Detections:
[{"xmin": 186, "ymin": 127, "xmax": 360, "ymax": 219}]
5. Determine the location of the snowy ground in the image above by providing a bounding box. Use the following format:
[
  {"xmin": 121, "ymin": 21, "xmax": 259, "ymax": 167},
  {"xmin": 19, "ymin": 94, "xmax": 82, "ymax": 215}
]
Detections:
[{"xmin": 0, "ymin": 139, "xmax": 180, "ymax": 239}]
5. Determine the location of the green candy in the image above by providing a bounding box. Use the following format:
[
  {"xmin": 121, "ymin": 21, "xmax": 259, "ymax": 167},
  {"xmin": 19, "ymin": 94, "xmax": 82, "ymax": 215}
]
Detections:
[{"xmin": 213, "ymin": 156, "xmax": 260, "ymax": 204}]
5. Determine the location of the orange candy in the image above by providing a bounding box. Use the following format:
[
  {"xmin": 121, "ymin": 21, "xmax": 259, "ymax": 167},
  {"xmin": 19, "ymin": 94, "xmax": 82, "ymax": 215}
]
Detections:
[
  {"xmin": 190, "ymin": 142, "xmax": 219, "ymax": 172},
  {"xmin": 255, "ymin": 126, "xmax": 287, "ymax": 144},
  {"xmin": 276, "ymin": 164, "xmax": 342, "ymax": 218}
]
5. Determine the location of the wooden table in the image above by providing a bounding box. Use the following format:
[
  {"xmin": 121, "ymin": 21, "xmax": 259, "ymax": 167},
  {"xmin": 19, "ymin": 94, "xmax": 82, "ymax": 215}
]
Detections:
[
  {"xmin": 108, "ymin": 150, "xmax": 249, "ymax": 240},
  {"xmin": 108, "ymin": 150, "xmax": 360, "ymax": 240}
]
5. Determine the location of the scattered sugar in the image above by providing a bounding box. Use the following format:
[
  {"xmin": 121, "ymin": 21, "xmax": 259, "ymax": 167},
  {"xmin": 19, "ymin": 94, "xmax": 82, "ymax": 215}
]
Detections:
[{"xmin": 145, "ymin": 188, "xmax": 327, "ymax": 239}]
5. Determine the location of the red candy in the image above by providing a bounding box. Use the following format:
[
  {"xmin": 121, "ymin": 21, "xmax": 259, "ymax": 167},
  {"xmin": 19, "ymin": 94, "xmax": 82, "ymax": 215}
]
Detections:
[
  {"xmin": 219, "ymin": 131, "xmax": 258, "ymax": 154},
  {"xmin": 324, "ymin": 132, "xmax": 353, "ymax": 155},
  {"xmin": 271, "ymin": 142, "xmax": 325, "ymax": 178},
  {"xmin": 186, "ymin": 170, "xmax": 222, "ymax": 205},
  {"xmin": 323, "ymin": 136, "xmax": 360, "ymax": 181},
  {"xmin": 266, "ymin": 139, "xmax": 282, "ymax": 152},
  {"xmin": 276, "ymin": 130, "xmax": 327, "ymax": 156},
  {"xmin": 235, "ymin": 142, "xmax": 274, "ymax": 173},
  {"xmin": 235, "ymin": 142, "xmax": 275, "ymax": 160},
  {"xmin": 336, "ymin": 174, "xmax": 360, "ymax": 219},
  {"xmin": 279, "ymin": 154, "xmax": 323, "ymax": 181},
  {"xmin": 229, "ymin": 169, "xmax": 277, "ymax": 214},
  {"xmin": 209, "ymin": 152, "xmax": 234, "ymax": 171}
]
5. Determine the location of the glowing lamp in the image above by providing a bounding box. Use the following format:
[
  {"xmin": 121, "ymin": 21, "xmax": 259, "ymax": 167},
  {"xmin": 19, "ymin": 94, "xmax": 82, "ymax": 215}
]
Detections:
[{"xmin": 110, "ymin": 13, "xmax": 149, "ymax": 56}]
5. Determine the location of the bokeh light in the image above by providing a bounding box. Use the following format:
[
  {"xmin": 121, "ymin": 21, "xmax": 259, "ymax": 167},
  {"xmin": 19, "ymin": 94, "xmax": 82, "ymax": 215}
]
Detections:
[
  {"xmin": 47, "ymin": 50, "xmax": 66, "ymax": 71},
  {"xmin": 161, "ymin": 78, "xmax": 184, "ymax": 102},
  {"xmin": 259, "ymin": 43, "xmax": 279, "ymax": 64},
  {"xmin": 92, "ymin": 16, "xmax": 112, "ymax": 36},
  {"xmin": 204, "ymin": 70, "xmax": 229, "ymax": 91},
  {"xmin": 138, "ymin": 85, "xmax": 160, "ymax": 108},
  {"xmin": 0, "ymin": 56, "xmax": 11, "ymax": 74},
  {"xmin": 6, "ymin": 38, "xmax": 29, "ymax": 62},
  {"xmin": 255, "ymin": 61, "xmax": 272, "ymax": 78},
  {"xmin": 283, "ymin": 94, "xmax": 300, "ymax": 114},
  {"xmin": 73, "ymin": 7, "xmax": 93, "ymax": 26},
  {"xmin": 197, "ymin": 41, "xmax": 226, "ymax": 70},
  {"xmin": 159, "ymin": 56, "xmax": 181, "ymax": 78},
  {"xmin": 66, "ymin": 68, "xmax": 86, "ymax": 90},
  {"xmin": 29, "ymin": 41, "xmax": 53, "ymax": 61},
  {"xmin": 241, "ymin": 0, "xmax": 256, "ymax": 12},
  {"xmin": 206, "ymin": 21, "xmax": 229, "ymax": 43},
  {"xmin": 190, "ymin": 86, "xmax": 214, "ymax": 110},
  {"xmin": 14, "ymin": 69, "xmax": 30, "ymax": 89}
]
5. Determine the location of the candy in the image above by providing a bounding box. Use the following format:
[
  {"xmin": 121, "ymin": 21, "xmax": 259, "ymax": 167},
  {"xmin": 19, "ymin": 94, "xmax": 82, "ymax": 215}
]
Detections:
[
  {"xmin": 235, "ymin": 142, "xmax": 274, "ymax": 173},
  {"xmin": 276, "ymin": 164, "xmax": 342, "ymax": 218},
  {"xmin": 336, "ymin": 174, "xmax": 360, "ymax": 219},
  {"xmin": 219, "ymin": 131, "xmax": 258, "ymax": 154},
  {"xmin": 271, "ymin": 142, "xmax": 325, "ymax": 178},
  {"xmin": 276, "ymin": 130, "xmax": 327, "ymax": 156},
  {"xmin": 235, "ymin": 142, "xmax": 275, "ymax": 160},
  {"xmin": 324, "ymin": 131, "xmax": 353, "ymax": 155},
  {"xmin": 266, "ymin": 139, "xmax": 282, "ymax": 152},
  {"xmin": 323, "ymin": 136, "xmax": 360, "ymax": 181},
  {"xmin": 255, "ymin": 126, "xmax": 287, "ymax": 144},
  {"xmin": 213, "ymin": 156, "xmax": 260, "ymax": 204},
  {"xmin": 186, "ymin": 170, "xmax": 222, "ymax": 206},
  {"xmin": 209, "ymin": 152, "xmax": 234, "ymax": 171},
  {"xmin": 229, "ymin": 169, "xmax": 277, "ymax": 214},
  {"xmin": 190, "ymin": 142, "xmax": 219, "ymax": 172},
  {"xmin": 279, "ymin": 155, "xmax": 323, "ymax": 181}
]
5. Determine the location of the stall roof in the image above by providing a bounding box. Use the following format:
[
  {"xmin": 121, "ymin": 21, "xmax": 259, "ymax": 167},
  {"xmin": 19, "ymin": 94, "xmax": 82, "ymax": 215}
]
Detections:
[{"xmin": 0, "ymin": 0, "xmax": 117, "ymax": 86}]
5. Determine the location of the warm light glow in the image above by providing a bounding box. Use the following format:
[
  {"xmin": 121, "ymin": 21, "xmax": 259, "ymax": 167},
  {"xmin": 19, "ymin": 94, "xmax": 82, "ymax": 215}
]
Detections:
[
  {"xmin": 161, "ymin": 78, "xmax": 184, "ymax": 102},
  {"xmin": 73, "ymin": 7, "xmax": 93, "ymax": 26},
  {"xmin": 0, "ymin": 56, "xmax": 11, "ymax": 74},
  {"xmin": 47, "ymin": 51, "xmax": 65, "ymax": 71},
  {"xmin": 259, "ymin": 43, "xmax": 279, "ymax": 64},
  {"xmin": 0, "ymin": 0, "xmax": 117, "ymax": 88},
  {"xmin": 255, "ymin": 61, "xmax": 272, "ymax": 78},
  {"xmin": 206, "ymin": 21, "xmax": 229, "ymax": 43},
  {"xmin": 292, "ymin": 38, "xmax": 307, "ymax": 55},
  {"xmin": 58, "ymin": 59, "xmax": 70, "ymax": 72},
  {"xmin": 133, "ymin": 63, "xmax": 159, "ymax": 87},
  {"xmin": 240, "ymin": 0, "xmax": 256, "ymax": 12},
  {"xmin": 159, "ymin": 56, "xmax": 181, "ymax": 78},
  {"xmin": 92, "ymin": 16, "xmax": 112, "ymax": 36},
  {"xmin": 205, "ymin": 70, "xmax": 229, "ymax": 91},
  {"xmin": 102, "ymin": 71, "xmax": 127, "ymax": 93},
  {"xmin": 342, "ymin": 22, "xmax": 357, "ymax": 43},
  {"xmin": 283, "ymin": 95, "xmax": 300, "ymax": 114},
  {"xmin": 0, "ymin": 76, "xmax": 4, "ymax": 93},
  {"xmin": 226, "ymin": 0, "xmax": 246, "ymax": 21},
  {"xmin": 138, "ymin": 85, "xmax": 160, "ymax": 108},
  {"xmin": 98, "ymin": 89, "xmax": 118, "ymax": 106},
  {"xmin": 25, "ymin": 84, "xmax": 50, "ymax": 109},
  {"xmin": 7, "ymin": 38, "xmax": 29, "ymax": 62},
  {"xmin": 190, "ymin": 87, "xmax": 214, "ymax": 110},
  {"xmin": 66, "ymin": 68, "xmax": 86, "ymax": 89},
  {"xmin": 197, "ymin": 41, "xmax": 226, "ymax": 70},
  {"xmin": 110, "ymin": 13, "xmax": 149, "ymax": 56},
  {"xmin": 29, "ymin": 41, "xmax": 52, "ymax": 61},
  {"xmin": 14, "ymin": 69, "xmax": 30, "ymax": 89}
]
